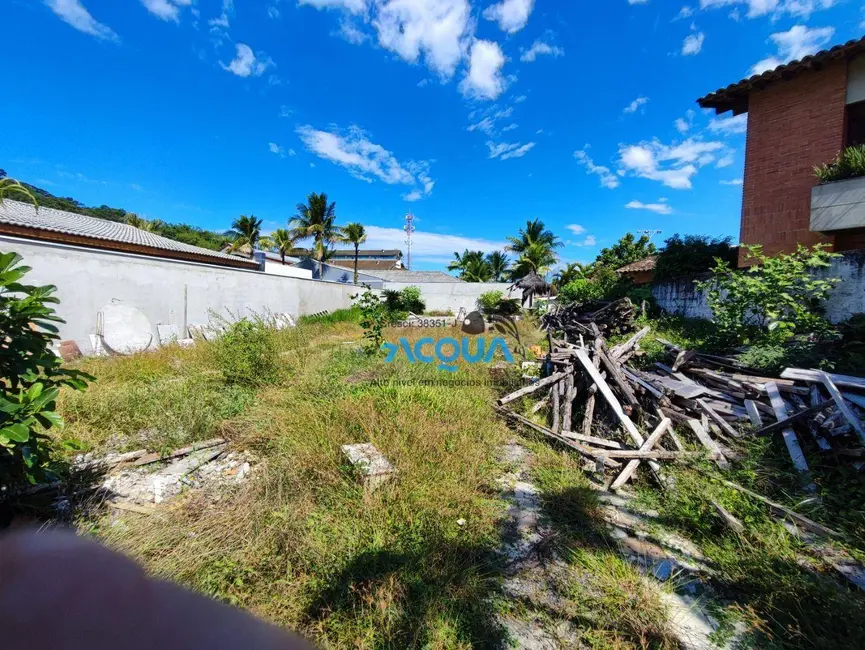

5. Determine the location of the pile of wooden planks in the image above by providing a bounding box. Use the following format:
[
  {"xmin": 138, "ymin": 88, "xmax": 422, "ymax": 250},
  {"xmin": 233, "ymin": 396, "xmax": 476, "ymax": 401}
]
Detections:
[
  {"xmin": 496, "ymin": 325, "xmax": 865, "ymax": 493},
  {"xmin": 540, "ymin": 297, "xmax": 638, "ymax": 341}
]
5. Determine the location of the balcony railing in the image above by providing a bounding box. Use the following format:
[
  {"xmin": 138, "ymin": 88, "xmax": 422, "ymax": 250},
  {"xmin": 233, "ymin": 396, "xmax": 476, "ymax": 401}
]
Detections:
[{"xmin": 811, "ymin": 176, "xmax": 865, "ymax": 232}]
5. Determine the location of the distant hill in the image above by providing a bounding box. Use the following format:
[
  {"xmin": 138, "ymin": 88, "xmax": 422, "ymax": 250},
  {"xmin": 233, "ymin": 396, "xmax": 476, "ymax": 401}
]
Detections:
[{"xmin": 5, "ymin": 173, "xmax": 234, "ymax": 252}]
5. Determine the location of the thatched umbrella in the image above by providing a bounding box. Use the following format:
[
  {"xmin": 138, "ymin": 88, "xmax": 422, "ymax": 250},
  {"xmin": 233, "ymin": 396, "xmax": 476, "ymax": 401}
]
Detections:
[{"xmin": 510, "ymin": 271, "xmax": 550, "ymax": 308}]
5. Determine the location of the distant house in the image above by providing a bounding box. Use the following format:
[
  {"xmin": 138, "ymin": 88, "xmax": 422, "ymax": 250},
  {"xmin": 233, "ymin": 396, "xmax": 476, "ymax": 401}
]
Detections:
[
  {"xmin": 289, "ymin": 248, "xmax": 404, "ymax": 273},
  {"xmin": 616, "ymin": 256, "xmax": 657, "ymax": 285},
  {"xmin": 698, "ymin": 36, "xmax": 865, "ymax": 265},
  {"xmin": 0, "ymin": 200, "xmax": 258, "ymax": 270}
]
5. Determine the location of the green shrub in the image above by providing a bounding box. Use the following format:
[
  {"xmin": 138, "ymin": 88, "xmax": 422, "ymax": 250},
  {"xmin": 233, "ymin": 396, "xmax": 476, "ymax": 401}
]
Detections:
[
  {"xmin": 697, "ymin": 244, "xmax": 840, "ymax": 346},
  {"xmin": 654, "ymin": 234, "xmax": 737, "ymax": 282},
  {"xmin": 814, "ymin": 144, "xmax": 865, "ymax": 184},
  {"xmin": 0, "ymin": 251, "xmax": 92, "ymax": 486},
  {"xmin": 353, "ymin": 287, "xmax": 388, "ymax": 354},
  {"xmin": 558, "ymin": 278, "xmax": 603, "ymax": 306},
  {"xmin": 737, "ymin": 344, "xmax": 790, "ymax": 373},
  {"xmin": 298, "ymin": 307, "xmax": 361, "ymax": 326},
  {"xmin": 213, "ymin": 318, "xmax": 279, "ymax": 387},
  {"xmin": 477, "ymin": 290, "xmax": 520, "ymax": 316},
  {"xmin": 400, "ymin": 286, "xmax": 426, "ymax": 314}
]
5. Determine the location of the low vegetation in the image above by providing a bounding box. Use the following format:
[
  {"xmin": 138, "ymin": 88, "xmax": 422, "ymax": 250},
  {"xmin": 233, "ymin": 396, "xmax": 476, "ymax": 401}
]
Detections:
[{"xmin": 814, "ymin": 144, "xmax": 865, "ymax": 184}]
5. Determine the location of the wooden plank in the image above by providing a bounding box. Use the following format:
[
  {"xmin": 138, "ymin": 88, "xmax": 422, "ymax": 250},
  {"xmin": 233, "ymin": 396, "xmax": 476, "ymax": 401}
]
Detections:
[
  {"xmin": 752, "ymin": 401, "xmax": 833, "ymax": 437},
  {"xmin": 610, "ymin": 326, "xmax": 650, "ymax": 361},
  {"xmin": 610, "ymin": 418, "xmax": 672, "ymax": 490},
  {"xmin": 576, "ymin": 350, "xmax": 645, "ymax": 447},
  {"xmin": 686, "ymin": 419, "xmax": 730, "ymax": 469},
  {"xmin": 651, "ymin": 374, "xmax": 707, "ymax": 399},
  {"xmin": 672, "ymin": 349, "xmax": 696, "ymax": 372},
  {"xmin": 561, "ymin": 431, "xmax": 623, "ymax": 449},
  {"xmin": 622, "ymin": 368, "xmax": 665, "ymax": 400},
  {"xmin": 819, "ymin": 372, "xmax": 865, "ymax": 446},
  {"xmin": 586, "ymin": 449, "xmax": 711, "ymax": 460},
  {"xmin": 766, "ymin": 382, "xmax": 815, "ymax": 489},
  {"xmin": 711, "ymin": 500, "xmax": 744, "ymax": 534},
  {"xmin": 495, "ymin": 407, "xmax": 620, "ymax": 468},
  {"xmin": 718, "ymin": 479, "xmax": 839, "ymax": 538},
  {"xmin": 842, "ymin": 391, "xmax": 865, "ymax": 410},
  {"xmin": 599, "ymin": 349, "xmax": 639, "ymax": 407},
  {"xmin": 497, "ymin": 370, "xmax": 570, "ymax": 405},
  {"xmin": 697, "ymin": 398, "xmax": 743, "ymax": 439},
  {"xmin": 133, "ymin": 438, "xmax": 226, "ymax": 467},
  {"xmin": 530, "ymin": 396, "xmax": 549, "ymax": 415},
  {"xmin": 781, "ymin": 368, "xmax": 865, "ymax": 390},
  {"xmin": 745, "ymin": 400, "xmax": 763, "ymax": 427},
  {"xmin": 551, "ymin": 379, "xmax": 561, "ymax": 433}
]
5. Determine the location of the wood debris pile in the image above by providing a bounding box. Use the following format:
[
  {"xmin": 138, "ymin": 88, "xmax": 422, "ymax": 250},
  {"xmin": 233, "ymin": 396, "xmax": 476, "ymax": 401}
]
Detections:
[
  {"xmin": 496, "ymin": 320, "xmax": 865, "ymax": 497},
  {"xmin": 541, "ymin": 297, "xmax": 638, "ymax": 339}
]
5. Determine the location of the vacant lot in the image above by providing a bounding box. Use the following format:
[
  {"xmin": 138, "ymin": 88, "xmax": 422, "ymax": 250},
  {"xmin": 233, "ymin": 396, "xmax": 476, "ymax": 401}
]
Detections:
[{"xmin": 51, "ymin": 316, "xmax": 865, "ymax": 649}]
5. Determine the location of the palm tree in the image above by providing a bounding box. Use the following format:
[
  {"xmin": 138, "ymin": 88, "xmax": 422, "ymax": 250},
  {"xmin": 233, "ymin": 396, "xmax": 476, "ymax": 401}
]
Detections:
[
  {"xmin": 125, "ymin": 214, "xmax": 161, "ymax": 232},
  {"xmin": 506, "ymin": 218, "xmax": 562, "ymax": 255},
  {"xmin": 337, "ymin": 222, "xmax": 367, "ymax": 284},
  {"xmin": 312, "ymin": 239, "xmax": 335, "ymax": 278},
  {"xmin": 509, "ymin": 241, "xmax": 558, "ymax": 280},
  {"xmin": 485, "ymin": 251, "xmax": 510, "ymax": 282},
  {"xmin": 0, "ymin": 176, "xmax": 38, "ymax": 209},
  {"xmin": 290, "ymin": 192, "xmax": 337, "ymax": 278},
  {"xmin": 268, "ymin": 228, "xmax": 297, "ymax": 264},
  {"xmin": 553, "ymin": 262, "xmax": 593, "ymax": 288},
  {"xmin": 448, "ymin": 250, "xmax": 491, "ymax": 282},
  {"xmin": 230, "ymin": 215, "xmax": 263, "ymax": 259}
]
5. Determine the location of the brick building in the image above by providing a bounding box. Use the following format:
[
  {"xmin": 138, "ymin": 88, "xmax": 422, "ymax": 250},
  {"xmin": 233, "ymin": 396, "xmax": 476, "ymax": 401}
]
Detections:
[{"xmin": 699, "ymin": 37, "xmax": 865, "ymax": 265}]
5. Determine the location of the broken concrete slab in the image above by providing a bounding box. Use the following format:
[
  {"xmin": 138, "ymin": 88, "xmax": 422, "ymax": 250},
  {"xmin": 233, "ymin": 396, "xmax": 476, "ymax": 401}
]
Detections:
[{"xmin": 341, "ymin": 443, "xmax": 396, "ymax": 491}]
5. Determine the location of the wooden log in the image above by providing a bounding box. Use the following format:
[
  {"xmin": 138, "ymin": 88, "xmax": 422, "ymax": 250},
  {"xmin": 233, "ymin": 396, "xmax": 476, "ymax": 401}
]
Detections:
[
  {"xmin": 711, "ymin": 499, "xmax": 745, "ymax": 534},
  {"xmin": 672, "ymin": 349, "xmax": 696, "ymax": 372},
  {"xmin": 745, "ymin": 400, "xmax": 763, "ymax": 427},
  {"xmin": 581, "ymin": 340, "xmax": 603, "ymax": 437},
  {"xmin": 551, "ymin": 379, "xmax": 561, "ymax": 433},
  {"xmin": 718, "ymin": 479, "xmax": 839, "ymax": 538},
  {"xmin": 610, "ymin": 418, "xmax": 672, "ymax": 490},
  {"xmin": 561, "ymin": 431, "xmax": 623, "ymax": 449},
  {"xmin": 530, "ymin": 396, "xmax": 549, "ymax": 415},
  {"xmin": 819, "ymin": 372, "xmax": 865, "ymax": 446},
  {"xmin": 610, "ymin": 326, "xmax": 650, "ymax": 361},
  {"xmin": 497, "ymin": 371, "xmax": 570, "ymax": 405},
  {"xmin": 766, "ymin": 382, "xmax": 815, "ymax": 491},
  {"xmin": 752, "ymin": 401, "xmax": 833, "ymax": 437},
  {"xmin": 686, "ymin": 420, "xmax": 730, "ymax": 469},
  {"xmin": 561, "ymin": 370, "xmax": 575, "ymax": 433},
  {"xmin": 598, "ymin": 349, "xmax": 639, "ymax": 407},
  {"xmin": 495, "ymin": 407, "xmax": 620, "ymax": 468},
  {"xmin": 697, "ymin": 398, "xmax": 743, "ymax": 439},
  {"xmin": 595, "ymin": 449, "xmax": 711, "ymax": 460},
  {"xmin": 576, "ymin": 349, "xmax": 645, "ymax": 447}
]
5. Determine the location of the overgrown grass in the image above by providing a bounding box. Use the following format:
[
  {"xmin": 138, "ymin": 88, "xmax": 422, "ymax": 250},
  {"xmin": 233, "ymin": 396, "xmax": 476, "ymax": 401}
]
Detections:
[{"xmin": 298, "ymin": 306, "xmax": 362, "ymax": 326}]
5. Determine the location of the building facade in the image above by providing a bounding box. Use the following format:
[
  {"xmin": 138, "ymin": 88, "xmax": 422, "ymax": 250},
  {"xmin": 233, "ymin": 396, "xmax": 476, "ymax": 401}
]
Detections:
[{"xmin": 699, "ymin": 37, "xmax": 865, "ymax": 265}]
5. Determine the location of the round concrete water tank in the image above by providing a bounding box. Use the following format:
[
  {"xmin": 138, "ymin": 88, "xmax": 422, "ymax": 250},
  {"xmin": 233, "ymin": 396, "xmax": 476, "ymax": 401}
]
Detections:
[{"xmin": 99, "ymin": 301, "xmax": 153, "ymax": 354}]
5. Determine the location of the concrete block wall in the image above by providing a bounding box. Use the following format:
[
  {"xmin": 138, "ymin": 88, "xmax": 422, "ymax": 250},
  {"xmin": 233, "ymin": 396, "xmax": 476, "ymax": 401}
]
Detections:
[
  {"xmin": 652, "ymin": 251, "xmax": 865, "ymax": 324},
  {"xmin": 2, "ymin": 236, "xmax": 358, "ymax": 354},
  {"xmin": 741, "ymin": 61, "xmax": 846, "ymax": 264},
  {"xmin": 380, "ymin": 281, "xmax": 522, "ymax": 315}
]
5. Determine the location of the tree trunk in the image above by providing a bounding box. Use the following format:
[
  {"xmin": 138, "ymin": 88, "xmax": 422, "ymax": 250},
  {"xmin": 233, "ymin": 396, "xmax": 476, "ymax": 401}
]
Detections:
[{"xmin": 353, "ymin": 245, "xmax": 359, "ymax": 285}]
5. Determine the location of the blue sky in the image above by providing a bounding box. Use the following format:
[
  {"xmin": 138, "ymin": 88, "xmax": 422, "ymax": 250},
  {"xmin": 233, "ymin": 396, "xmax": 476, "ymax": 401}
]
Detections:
[{"xmin": 3, "ymin": 0, "xmax": 863, "ymax": 271}]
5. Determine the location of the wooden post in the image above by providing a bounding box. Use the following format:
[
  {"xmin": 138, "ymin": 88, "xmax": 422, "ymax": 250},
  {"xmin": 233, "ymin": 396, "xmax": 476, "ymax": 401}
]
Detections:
[
  {"xmin": 766, "ymin": 381, "xmax": 815, "ymax": 492},
  {"xmin": 610, "ymin": 418, "xmax": 672, "ymax": 490}
]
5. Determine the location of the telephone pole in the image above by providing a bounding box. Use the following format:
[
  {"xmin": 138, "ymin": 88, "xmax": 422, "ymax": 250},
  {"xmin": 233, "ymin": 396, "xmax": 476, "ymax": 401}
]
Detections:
[{"xmin": 404, "ymin": 213, "xmax": 416, "ymax": 270}]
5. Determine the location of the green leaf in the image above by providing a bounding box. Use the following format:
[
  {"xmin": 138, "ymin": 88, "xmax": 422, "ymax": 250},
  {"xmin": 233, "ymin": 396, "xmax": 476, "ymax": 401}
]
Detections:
[
  {"xmin": 35, "ymin": 411, "xmax": 64, "ymax": 429},
  {"xmin": 0, "ymin": 423, "xmax": 31, "ymax": 442}
]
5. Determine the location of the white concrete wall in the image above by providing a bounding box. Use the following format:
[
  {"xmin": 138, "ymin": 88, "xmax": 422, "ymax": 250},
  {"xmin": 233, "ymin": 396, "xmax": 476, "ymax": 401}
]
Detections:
[
  {"xmin": 651, "ymin": 251, "xmax": 865, "ymax": 324},
  {"xmin": 2, "ymin": 236, "xmax": 358, "ymax": 353},
  {"xmin": 263, "ymin": 259, "xmax": 313, "ymax": 279},
  {"xmin": 381, "ymin": 281, "xmax": 523, "ymax": 315}
]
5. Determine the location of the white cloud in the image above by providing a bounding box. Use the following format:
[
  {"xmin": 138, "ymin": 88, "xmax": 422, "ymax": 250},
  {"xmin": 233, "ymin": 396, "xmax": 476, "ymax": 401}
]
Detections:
[
  {"xmin": 520, "ymin": 40, "xmax": 564, "ymax": 62},
  {"xmin": 682, "ymin": 32, "xmax": 705, "ymax": 55},
  {"xmin": 220, "ymin": 44, "xmax": 274, "ymax": 78},
  {"xmin": 373, "ymin": 0, "xmax": 473, "ymax": 80},
  {"xmin": 514, "ymin": 94, "xmax": 527, "ymax": 103},
  {"xmin": 700, "ymin": 0, "xmax": 837, "ymax": 19},
  {"xmin": 624, "ymin": 96, "xmax": 649, "ymax": 114},
  {"xmin": 140, "ymin": 0, "xmax": 185, "ymax": 22},
  {"xmin": 716, "ymin": 151, "xmax": 735, "ymax": 168},
  {"xmin": 676, "ymin": 6, "xmax": 696, "ymax": 18},
  {"xmin": 460, "ymin": 40, "xmax": 507, "ymax": 101},
  {"xmin": 269, "ymin": 142, "xmax": 285, "ymax": 157},
  {"xmin": 299, "ymin": 0, "xmax": 368, "ymax": 13},
  {"xmin": 625, "ymin": 200, "xmax": 673, "ymax": 214},
  {"xmin": 208, "ymin": 0, "xmax": 233, "ymax": 27},
  {"xmin": 468, "ymin": 117, "xmax": 496, "ymax": 134},
  {"xmin": 674, "ymin": 109, "xmax": 695, "ymax": 133},
  {"xmin": 566, "ymin": 224, "xmax": 587, "ymax": 235},
  {"xmin": 45, "ymin": 0, "xmax": 119, "ymax": 41},
  {"xmin": 336, "ymin": 18, "xmax": 369, "ymax": 44},
  {"xmin": 708, "ymin": 113, "xmax": 747, "ymax": 135},
  {"xmin": 750, "ymin": 25, "xmax": 834, "ymax": 75},
  {"xmin": 574, "ymin": 147, "xmax": 620, "ymax": 189},
  {"xmin": 721, "ymin": 178, "xmax": 743, "ymax": 185},
  {"xmin": 628, "ymin": 0, "xmax": 649, "ymax": 4},
  {"xmin": 502, "ymin": 123, "xmax": 518, "ymax": 132},
  {"xmin": 296, "ymin": 124, "xmax": 435, "ymax": 199},
  {"xmin": 617, "ymin": 138, "xmax": 726, "ymax": 189},
  {"xmin": 364, "ymin": 225, "xmax": 505, "ymax": 261},
  {"xmin": 483, "ymin": 0, "xmax": 534, "ymax": 34},
  {"xmin": 571, "ymin": 235, "xmax": 597, "ymax": 247},
  {"xmin": 487, "ymin": 141, "xmax": 536, "ymax": 160},
  {"xmin": 267, "ymin": 4, "xmax": 280, "ymax": 18}
]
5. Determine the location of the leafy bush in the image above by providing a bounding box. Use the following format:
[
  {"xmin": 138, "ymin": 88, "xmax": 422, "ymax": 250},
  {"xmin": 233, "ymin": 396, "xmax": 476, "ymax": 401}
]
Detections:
[
  {"xmin": 558, "ymin": 278, "xmax": 604, "ymax": 306},
  {"xmin": 477, "ymin": 290, "xmax": 520, "ymax": 316},
  {"xmin": 654, "ymin": 234, "xmax": 737, "ymax": 282},
  {"xmin": 353, "ymin": 287, "xmax": 388, "ymax": 354},
  {"xmin": 213, "ymin": 318, "xmax": 279, "ymax": 387},
  {"xmin": 696, "ymin": 244, "xmax": 840, "ymax": 346},
  {"xmin": 814, "ymin": 144, "xmax": 865, "ymax": 184},
  {"xmin": 298, "ymin": 307, "xmax": 361, "ymax": 326},
  {"xmin": 400, "ymin": 286, "xmax": 426, "ymax": 314},
  {"xmin": 1, "ymin": 252, "xmax": 92, "ymax": 486}
]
